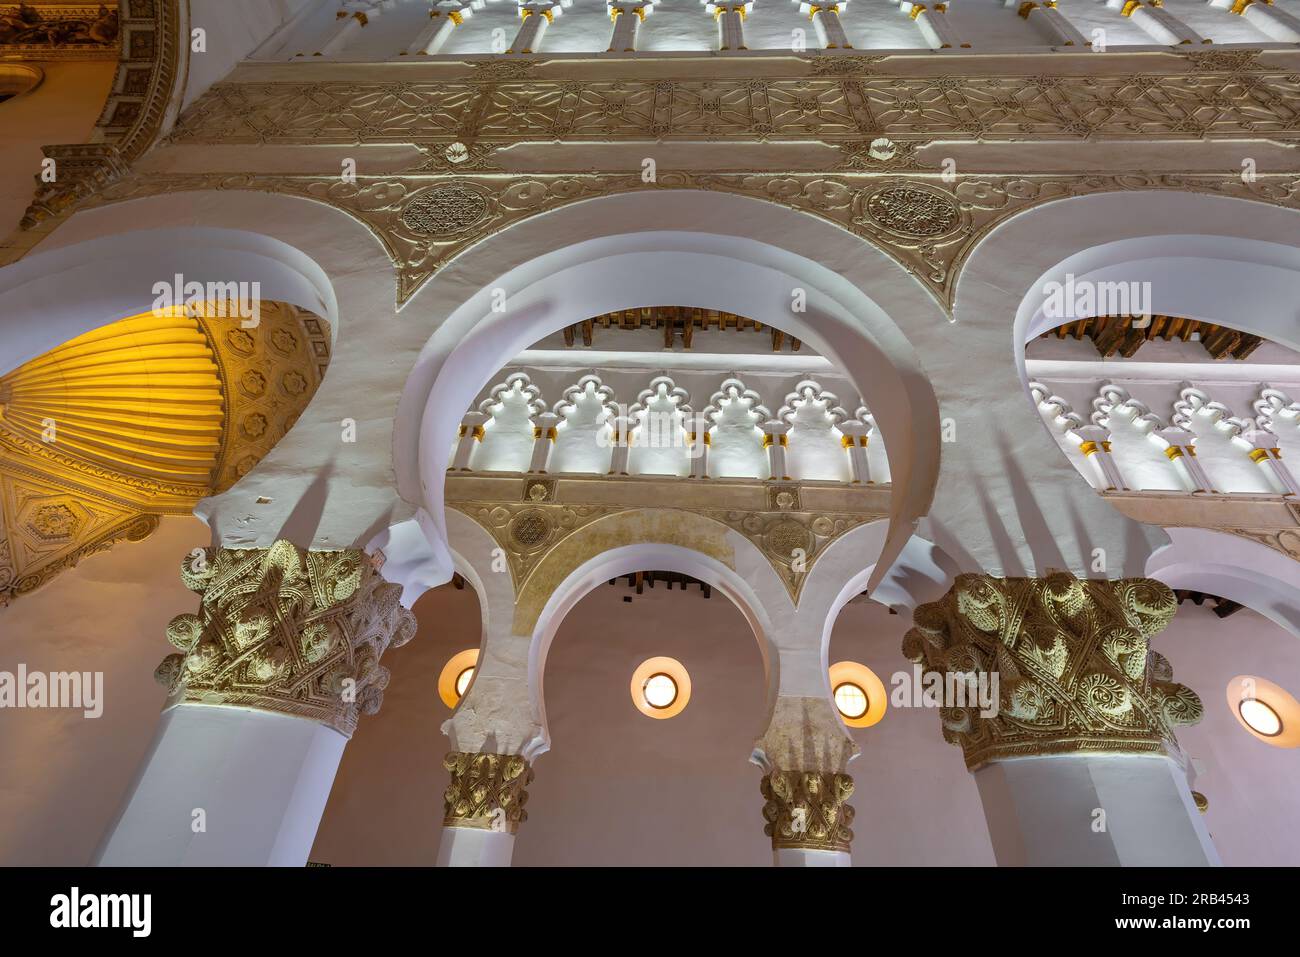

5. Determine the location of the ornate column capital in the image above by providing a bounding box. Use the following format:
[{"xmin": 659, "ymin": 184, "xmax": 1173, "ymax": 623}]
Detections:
[
  {"xmin": 902, "ymin": 573, "xmax": 1202, "ymax": 769},
  {"xmin": 155, "ymin": 541, "xmax": 417, "ymax": 737},
  {"xmin": 443, "ymin": 751, "xmax": 534, "ymax": 833},
  {"xmin": 761, "ymin": 770, "xmax": 855, "ymax": 853}
]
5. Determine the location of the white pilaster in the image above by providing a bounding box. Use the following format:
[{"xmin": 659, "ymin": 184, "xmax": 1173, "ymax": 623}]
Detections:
[
  {"xmin": 1211, "ymin": 0, "xmax": 1300, "ymax": 43},
  {"xmin": 1073, "ymin": 424, "xmax": 1127, "ymax": 491},
  {"xmin": 1244, "ymin": 430, "xmax": 1300, "ymax": 496},
  {"xmin": 95, "ymin": 704, "xmax": 346, "ymax": 866},
  {"xmin": 510, "ymin": 1, "xmax": 572, "ymax": 54},
  {"xmin": 406, "ymin": 3, "xmax": 482, "ymax": 55},
  {"xmin": 837, "ymin": 420, "xmax": 871, "ymax": 483},
  {"xmin": 1152, "ymin": 427, "xmax": 1214, "ymax": 492}
]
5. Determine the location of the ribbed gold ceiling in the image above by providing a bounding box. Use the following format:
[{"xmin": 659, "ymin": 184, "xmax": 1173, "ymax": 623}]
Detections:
[
  {"xmin": 0, "ymin": 302, "xmax": 331, "ymax": 605},
  {"xmin": 0, "ymin": 311, "xmax": 224, "ymax": 486}
]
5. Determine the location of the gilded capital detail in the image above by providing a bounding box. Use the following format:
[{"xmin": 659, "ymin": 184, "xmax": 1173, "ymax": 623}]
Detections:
[
  {"xmin": 761, "ymin": 770, "xmax": 855, "ymax": 853},
  {"xmin": 902, "ymin": 573, "xmax": 1203, "ymax": 769},
  {"xmin": 443, "ymin": 751, "xmax": 534, "ymax": 833},
  {"xmin": 155, "ymin": 540, "xmax": 417, "ymax": 737}
]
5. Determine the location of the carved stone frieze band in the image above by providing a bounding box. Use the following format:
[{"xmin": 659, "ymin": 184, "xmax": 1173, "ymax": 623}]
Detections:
[
  {"xmin": 446, "ymin": 473, "xmax": 886, "ymax": 602},
  {"xmin": 155, "ymin": 540, "xmax": 417, "ymax": 737},
  {"xmin": 761, "ymin": 770, "xmax": 855, "ymax": 853},
  {"xmin": 443, "ymin": 750, "xmax": 533, "ymax": 833},
  {"xmin": 902, "ymin": 573, "xmax": 1203, "ymax": 770}
]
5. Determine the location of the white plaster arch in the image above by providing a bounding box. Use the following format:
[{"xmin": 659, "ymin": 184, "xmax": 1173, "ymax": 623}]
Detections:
[
  {"xmin": 1147, "ymin": 527, "xmax": 1300, "ymax": 640},
  {"xmin": 394, "ymin": 189, "xmax": 946, "ymax": 593},
  {"xmin": 946, "ymin": 188, "xmax": 1300, "ymax": 578}
]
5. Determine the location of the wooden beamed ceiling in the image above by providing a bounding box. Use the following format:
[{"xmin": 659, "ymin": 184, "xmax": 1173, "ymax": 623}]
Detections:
[
  {"xmin": 561, "ymin": 307, "xmax": 803, "ymax": 353},
  {"xmin": 1040, "ymin": 315, "xmax": 1263, "ymax": 360}
]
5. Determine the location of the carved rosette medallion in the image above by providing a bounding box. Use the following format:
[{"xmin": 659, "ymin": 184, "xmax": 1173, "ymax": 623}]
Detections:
[
  {"xmin": 902, "ymin": 573, "xmax": 1203, "ymax": 770},
  {"xmin": 443, "ymin": 751, "xmax": 534, "ymax": 833},
  {"xmin": 155, "ymin": 540, "xmax": 417, "ymax": 737},
  {"xmin": 860, "ymin": 183, "xmax": 960, "ymax": 239},
  {"xmin": 400, "ymin": 184, "xmax": 489, "ymax": 238},
  {"xmin": 760, "ymin": 770, "xmax": 855, "ymax": 853}
]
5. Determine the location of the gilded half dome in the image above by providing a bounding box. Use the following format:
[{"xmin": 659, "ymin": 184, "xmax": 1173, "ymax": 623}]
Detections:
[{"xmin": 0, "ymin": 302, "xmax": 330, "ymax": 604}]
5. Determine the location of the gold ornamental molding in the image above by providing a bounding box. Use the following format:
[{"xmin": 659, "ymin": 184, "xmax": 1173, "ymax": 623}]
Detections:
[
  {"xmin": 443, "ymin": 750, "xmax": 533, "ymax": 833},
  {"xmin": 5, "ymin": 0, "xmax": 182, "ymax": 261},
  {"xmin": 0, "ymin": 3, "xmax": 120, "ymax": 60},
  {"xmin": 445, "ymin": 473, "xmax": 888, "ymax": 606},
  {"xmin": 0, "ymin": 302, "xmax": 330, "ymax": 605},
  {"xmin": 156, "ymin": 541, "xmax": 417, "ymax": 738},
  {"xmin": 902, "ymin": 573, "xmax": 1203, "ymax": 770},
  {"xmin": 761, "ymin": 770, "xmax": 855, "ymax": 853}
]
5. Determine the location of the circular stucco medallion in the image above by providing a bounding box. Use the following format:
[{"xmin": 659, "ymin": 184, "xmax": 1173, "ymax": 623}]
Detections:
[
  {"xmin": 862, "ymin": 184, "xmax": 960, "ymax": 238},
  {"xmin": 401, "ymin": 185, "xmax": 489, "ymax": 237},
  {"xmin": 509, "ymin": 509, "xmax": 551, "ymax": 549}
]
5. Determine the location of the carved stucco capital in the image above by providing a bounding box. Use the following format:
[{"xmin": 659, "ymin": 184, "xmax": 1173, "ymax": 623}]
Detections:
[
  {"xmin": 902, "ymin": 572, "xmax": 1203, "ymax": 770},
  {"xmin": 761, "ymin": 770, "xmax": 855, "ymax": 853},
  {"xmin": 752, "ymin": 694, "xmax": 859, "ymax": 852},
  {"xmin": 155, "ymin": 540, "xmax": 417, "ymax": 738},
  {"xmin": 442, "ymin": 751, "xmax": 534, "ymax": 833}
]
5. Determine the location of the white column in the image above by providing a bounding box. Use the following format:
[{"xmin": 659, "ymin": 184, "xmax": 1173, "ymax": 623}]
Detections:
[
  {"xmin": 607, "ymin": 411, "xmax": 632, "ymax": 476},
  {"xmin": 1244, "ymin": 430, "xmax": 1300, "ymax": 496},
  {"xmin": 437, "ymin": 828, "xmax": 517, "ymax": 866},
  {"xmin": 95, "ymin": 704, "xmax": 346, "ymax": 866},
  {"xmin": 975, "ymin": 754, "xmax": 1220, "ymax": 866},
  {"xmin": 1212, "ymin": 0, "xmax": 1300, "ymax": 42},
  {"xmin": 1073, "ymin": 424, "xmax": 1127, "ymax": 491},
  {"xmin": 406, "ymin": 3, "xmax": 480, "ymax": 55},
  {"xmin": 688, "ymin": 421, "xmax": 711, "ymax": 478},
  {"xmin": 510, "ymin": 1, "xmax": 571, "ymax": 54},
  {"xmin": 837, "ymin": 420, "xmax": 871, "ymax": 484},
  {"xmin": 899, "ymin": 1, "xmax": 969, "ymax": 48},
  {"xmin": 798, "ymin": 2, "xmax": 853, "ymax": 48},
  {"xmin": 528, "ymin": 412, "xmax": 560, "ymax": 473},
  {"xmin": 450, "ymin": 411, "xmax": 488, "ymax": 471},
  {"xmin": 1012, "ymin": 0, "xmax": 1090, "ymax": 45},
  {"xmin": 607, "ymin": 2, "xmax": 653, "ymax": 51},
  {"xmin": 318, "ymin": 1, "xmax": 394, "ymax": 57},
  {"xmin": 761, "ymin": 420, "xmax": 792, "ymax": 481},
  {"xmin": 1111, "ymin": 0, "xmax": 1210, "ymax": 44},
  {"xmin": 1152, "ymin": 427, "xmax": 1214, "ymax": 492},
  {"xmin": 775, "ymin": 847, "xmax": 851, "ymax": 866},
  {"xmin": 704, "ymin": 1, "xmax": 752, "ymax": 50}
]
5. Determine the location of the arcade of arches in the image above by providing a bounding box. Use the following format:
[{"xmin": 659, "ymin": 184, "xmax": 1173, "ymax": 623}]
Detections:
[{"xmin": 1, "ymin": 0, "xmax": 1300, "ymax": 868}]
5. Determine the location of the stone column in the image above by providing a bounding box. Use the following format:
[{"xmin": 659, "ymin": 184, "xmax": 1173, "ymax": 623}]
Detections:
[
  {"xmin": 1112, "ymin": 0, "xmax": 1210, "ymax": 44},
  {"xmin": 903, "ymin": 573, "xmax": 1218, "ymax": 866},
  {"xmin": 450, "ymin": 411, "xmax": 488, "ymax": 471},
  {"xmin": 798, "ymin": 1, "xmax": 853, "ymax": 48},
  {"xmin": 704, "ymin": 1, "xmax": 751, "ymax": 51},
  {"xmin": 1243, "ymin": 430, "xmax": 1300, "ymax": 496},
  {"xmin": 607, "ymin": 1, "xmax": 653, "ymax": 50},
  {"xmin": 753, "ymin": 696, "xmax": 858, "ymax": 866},
  {"xmin": 529, "ymin": 412, "xmax": 560, "ymax": 474},
  {"xmin": 1152, "ymin": 427, "xmax": 1214, "ymax": 492},
  {"xmin": 837, "ymin": 420, "xmax": 871, "ymax": 484},
  {"xmin": 1012, "ymin": 0, "xmax": 1090, "ymax": 45},
  {"xmin": 1215, "ymin": 0, "xmax": 1300, "ymax": 42},
  {"xmin": 510, "ymin": 1, "xmax": 570, "ymax": 54},
  {"xmin": 318, "ymin": 1, "xmax": 393, "ymax": 57},
  {"xmin": 899, "ymin": 2, "xmax": 969, "ymax": 48},
  {"xmin": 1073, "ymin": 424, "xmax": 1127, "ymax": 491},
  {"xmin": 96, "ymin": 542, "xmax": 416, "ymax": 865},
  {"xmin": 438, "ymin": 751, "xmax": 535, "ymax": 866},
  {"xmin": 406, "ymin": 3, "xmax": 479, "ymax": 55},
  {"xmin": 761, "ymin": 420, "xmax": 792, "ymax": 481}
]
